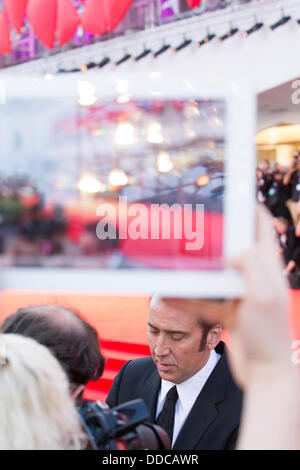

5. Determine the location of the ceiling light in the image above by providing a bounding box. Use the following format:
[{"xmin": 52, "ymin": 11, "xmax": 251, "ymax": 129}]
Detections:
[
  {"xmin": 147, "ymin": 122, "xmax": 164, "ymax": 144},
  {"xmin": 78, "ymin": 176, "xmax": 104, "ymax": 194},
  {"xmin": 115, "ymin": 123, "xmax": 135, "ymax": 145},
  {"xmin": 157, "ymin": 151, "xmax": 174, "ymax": 173},
  {"xmin": 196, "ymin": 175, "xmax": 210, "ymax": 187},
  {"xmin": 108, "ymin": 169, "xmax": 128, "ymax": 186},
  {"xmin": 117, "ymin": 94, "xmax": 131, "ymax": 104},
  {"xmin": 77, "ymin": 80, "xmax": 97, "ymax": 106}
]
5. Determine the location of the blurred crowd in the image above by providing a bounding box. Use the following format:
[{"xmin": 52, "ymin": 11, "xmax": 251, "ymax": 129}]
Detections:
[
  {"xmin": 0, "ymin": 176, "xmax": 117, "ymax": 266},
  {"xmin": 257, "ymin": 151, "xmax": 300, "ymax": 288}
]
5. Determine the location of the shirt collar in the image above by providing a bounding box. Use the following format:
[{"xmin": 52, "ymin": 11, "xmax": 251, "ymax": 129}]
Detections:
[{"xmin": 159, "ymin": 349, "xmax": 220, "ymax": 411}]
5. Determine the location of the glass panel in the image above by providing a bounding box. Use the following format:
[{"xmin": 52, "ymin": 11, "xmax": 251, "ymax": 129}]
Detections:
[{"xmin": 0, "ymin": 93, "xmax": 225, "ymax": 270}]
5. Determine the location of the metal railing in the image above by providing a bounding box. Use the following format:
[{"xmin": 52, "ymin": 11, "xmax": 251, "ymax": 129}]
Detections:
[{"xmin": 0, "ymin": 0, "xmax": 259, "ymax": 68}]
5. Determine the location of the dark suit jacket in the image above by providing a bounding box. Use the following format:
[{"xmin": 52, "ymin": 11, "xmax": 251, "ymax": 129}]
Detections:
[
  {"xmin": 278, "ymin": 226, "xmax": 300, "ymax": 268},
  {"xmin": 106, "ymin": 341, "xmax": 243, "ymax": 450}
]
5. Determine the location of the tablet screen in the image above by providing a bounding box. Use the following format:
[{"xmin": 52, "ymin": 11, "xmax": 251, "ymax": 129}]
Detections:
[{"xmin": 0, "ymin": 92, "xmax": 225, "ymax": 271}]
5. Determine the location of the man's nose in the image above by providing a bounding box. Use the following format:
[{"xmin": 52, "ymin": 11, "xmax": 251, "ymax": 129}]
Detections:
[{"xmin": 154, "ymin": 335, "xmax": 170, "ymax": 356}]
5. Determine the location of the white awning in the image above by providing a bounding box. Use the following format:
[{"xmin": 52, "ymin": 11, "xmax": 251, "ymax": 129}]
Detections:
[{"xmin": 1, "ymin": 0, "xmax": 300, "ymax": 130}]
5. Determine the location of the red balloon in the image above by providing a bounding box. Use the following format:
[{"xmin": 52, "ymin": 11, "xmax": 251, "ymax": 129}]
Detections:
[
  {"xmin": 57, "ymin": 0, "xmax": 81, "ymax": 46},
  {"xmin": 103, "ymin": 0, "xmax": 133, "ymax": 32},
  {"xmin": 27, "ymin": 0, "xmax": 57, "ymax": 49},
  {"xmin": 81, "ymin": 0, "xmax": 107, "ymax": 35},
  {"xmin": 0, "ymin": 10, "xmax": 11, "ymax": 54},
  {"xmin": 4, "ymin": 0, "xmax": 28, "ymax": 34},
  {"xmin": 186, "ymin": 0, "xmax": 202, "ymax": 8}
]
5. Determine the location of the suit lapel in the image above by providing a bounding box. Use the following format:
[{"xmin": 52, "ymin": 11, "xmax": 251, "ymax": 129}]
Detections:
[
  {"xmin": 142, "ymin": 365, "xmax": 161, "ymax": 421},
  {"xmin": 173, "ymin": 342, "xmax": 231, "ymax": 450}
]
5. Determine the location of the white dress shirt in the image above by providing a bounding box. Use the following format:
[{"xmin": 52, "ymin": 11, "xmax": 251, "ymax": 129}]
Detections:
[{"xmin": 155, "ymin": 349, "xmax": 221, "ymax": 446}]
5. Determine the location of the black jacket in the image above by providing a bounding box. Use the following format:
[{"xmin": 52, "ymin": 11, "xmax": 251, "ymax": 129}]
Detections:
[
  {"xmin": 279, "ymin": 226, "xmax": 300, "ymax": 267},
  {"xmin": 106, "ymin": 341, "xmax": 243, "ymax": 450}
]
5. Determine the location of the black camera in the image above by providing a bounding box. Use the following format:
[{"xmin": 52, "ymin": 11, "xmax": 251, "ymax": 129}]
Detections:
[{"xmin": 78, "ymin": 399, "xmax": 170, "ymax": 450}]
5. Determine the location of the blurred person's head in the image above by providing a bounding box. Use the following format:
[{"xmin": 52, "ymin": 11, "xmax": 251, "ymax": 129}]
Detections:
[
  {"xmin": 293, "ymin": 151, "xmax": 300, "ymax": 162},
  {"xmin": 273, "ymin": 170, "xmax": 283, "ymax": 182},
  {"xmin": 260, "ymin": 159, "xmax": 270, "ymax": 173},
  {"xmin": 0, "ymin": 333, "xmax": 84, "ymax": 450},
  {"xmin": 274, "ymin": 217, "xmax": 289, "ymax": 235},
  {"xmin": 1, "ymin": 305, "xmax": 105, "ymax": 402},
  {"xmin": 148, "ymin": 296, "xmax": 222, "ymax": 384},
  {"xmin": 257, "ymin": 168, "xmax": 264, "ymax": 180}
]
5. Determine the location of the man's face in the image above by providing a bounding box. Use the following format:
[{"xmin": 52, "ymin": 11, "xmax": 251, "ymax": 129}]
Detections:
[
  {"xmin": 147, "ymin": 301, "xmax": 210, "ymax": 384},
  {"xmin": 274, "ymin": 219, "xmax": 287, "ymax": 235},
  {"xmin": 274, "ymin": 173, "xmax": 282, "ymax": 182}
]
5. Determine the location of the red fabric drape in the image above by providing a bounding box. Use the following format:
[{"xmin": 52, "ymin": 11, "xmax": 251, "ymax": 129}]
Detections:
[
  {"xmin": 0, "ymin": 10, "xmax": 12, "ymax": 54},
  {"xmin": 103, "ymin": 0, "xmax": 133, "ymax": 32},
  {"xmin": 27, "ymin": 0, "xmax": 57, "ymax": 49},
  {"xmin": 4, "ymin": 0, "xmax": 28, "ymax": 34},
  {"xmin": 82, "ymin": 0, "xmax": 133, "ymax": 35},
  {"xmin": 186, "ymin": 0, "xmax": 202, "ymax": 8},
  {"xmin": 27, "ymin": 0, "xmax": 81, "ymax": 49},
  {"xmin": 57, "ymin": 0, "xmax": 81, "ymax": 46},
  {"xmin": 81, "ymin": 0, "xmax": 106, "ymax": 35}
]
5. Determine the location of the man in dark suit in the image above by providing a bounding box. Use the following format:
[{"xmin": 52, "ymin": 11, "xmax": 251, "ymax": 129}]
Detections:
[{"xmin": 107, "ymin": 297, "xmax": 242, "ymax": 450}]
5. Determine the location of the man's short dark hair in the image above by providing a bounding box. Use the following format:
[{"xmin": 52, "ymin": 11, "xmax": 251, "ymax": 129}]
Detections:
[
  {"xmin": 197, "ymin": 319, "xmax": 217, "ymax": 351},
  {"xmin": 150, "ymin": 296, "xmax": 220, "ymax": 352},
  {"xmin": 0, "ymin": 305, "xmax": 106, "ymax": 388}
]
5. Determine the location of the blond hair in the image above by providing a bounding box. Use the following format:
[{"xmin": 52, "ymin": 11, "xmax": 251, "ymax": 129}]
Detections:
[{"xmin": 0, "ymin": 334, "xmax": 85, "ymax": 450}]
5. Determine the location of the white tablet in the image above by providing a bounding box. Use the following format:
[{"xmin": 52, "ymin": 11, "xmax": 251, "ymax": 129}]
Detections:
[{"xmin": 0, "ymin": 69, "xmax": 256, "ymax": 297}]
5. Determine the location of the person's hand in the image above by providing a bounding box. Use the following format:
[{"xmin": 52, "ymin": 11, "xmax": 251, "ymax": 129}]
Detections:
[
  {"xmin": 284, "ymin": 260, "xmax": 296, "ymax": 275},
  {"xmin": 193, "ymin": 205, "xmax": 300, "ymax": 449},
  {"xmin": 194, "ymin": 205, "xmax": 291, "ymax": 388}
]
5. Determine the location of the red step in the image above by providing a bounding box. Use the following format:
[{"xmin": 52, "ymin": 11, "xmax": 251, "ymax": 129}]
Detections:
[
  {"xmin": 100, "ymin": 339, "xmax": 150, "ymax": 356},
  {"xmin": 83, "ymin": 340, "xmax": 149, "ymax": 403},
  {"xmin": 83, "ymin": 389, "xmax": 108, "ymax": 403}
]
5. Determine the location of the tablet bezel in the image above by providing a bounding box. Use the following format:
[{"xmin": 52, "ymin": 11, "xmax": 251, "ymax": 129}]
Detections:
[{"xmin": 0, "ymin": 71, "xmax": 256, "ymax": 297}]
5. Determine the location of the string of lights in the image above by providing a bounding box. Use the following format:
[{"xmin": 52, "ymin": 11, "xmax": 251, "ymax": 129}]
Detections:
[{"xmin": 66, "ymin": 10, "xmax": 295, "ymax": 73}]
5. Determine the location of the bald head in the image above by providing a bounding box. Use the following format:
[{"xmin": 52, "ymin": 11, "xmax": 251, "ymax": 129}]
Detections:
[
  {"xmin": 17, "ymin": 304, "xmax": 85, "ymax": 332},
  {"xmin": 1, "ymin": 304, "xmax": 105, "ymax": 388}
]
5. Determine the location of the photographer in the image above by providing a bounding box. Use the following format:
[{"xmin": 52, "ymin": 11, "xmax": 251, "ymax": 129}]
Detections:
[
  {"xmin": 283, "ymin": 156, "xmax": 300, "ymax": 226},
  {"xmin": 265, "ymin": 170, "xmax": 292, "ymax": 222},
  {"xmin": 273, "ymin": 216, "xmax": 300, "ymax": 288},
  {"xmin": 1, "ymin": 304, "xmax": 105, "ymax": 404}
]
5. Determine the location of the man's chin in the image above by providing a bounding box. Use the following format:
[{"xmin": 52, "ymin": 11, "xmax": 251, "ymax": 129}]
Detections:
[{"xmin": 156, "ymin": 363, "xmax": 177, "ymax": 381}]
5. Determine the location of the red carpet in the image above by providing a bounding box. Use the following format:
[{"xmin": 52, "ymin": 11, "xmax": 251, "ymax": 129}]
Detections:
[{"xmin": 0, "ymin": 289, "xmax": 299, "ymax": 402}]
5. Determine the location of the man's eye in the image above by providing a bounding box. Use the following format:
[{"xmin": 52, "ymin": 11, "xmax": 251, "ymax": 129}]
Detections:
[
  {"xmin": 149, "ymin": 329, "xmax": 158, "ymax": 335},
  {"xmin": 172, "ymin": 335, "xmax": 184, "ymax": 342}
]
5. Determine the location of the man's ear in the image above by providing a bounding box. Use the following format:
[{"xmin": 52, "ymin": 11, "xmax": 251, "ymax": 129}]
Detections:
[
  {"xmin": 206, "ymin": 324, "xmax": 223, "ymax": 350},
  {"xmin": 71, "ymin": 385, "xmax": 85, "ymax": 404}
]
